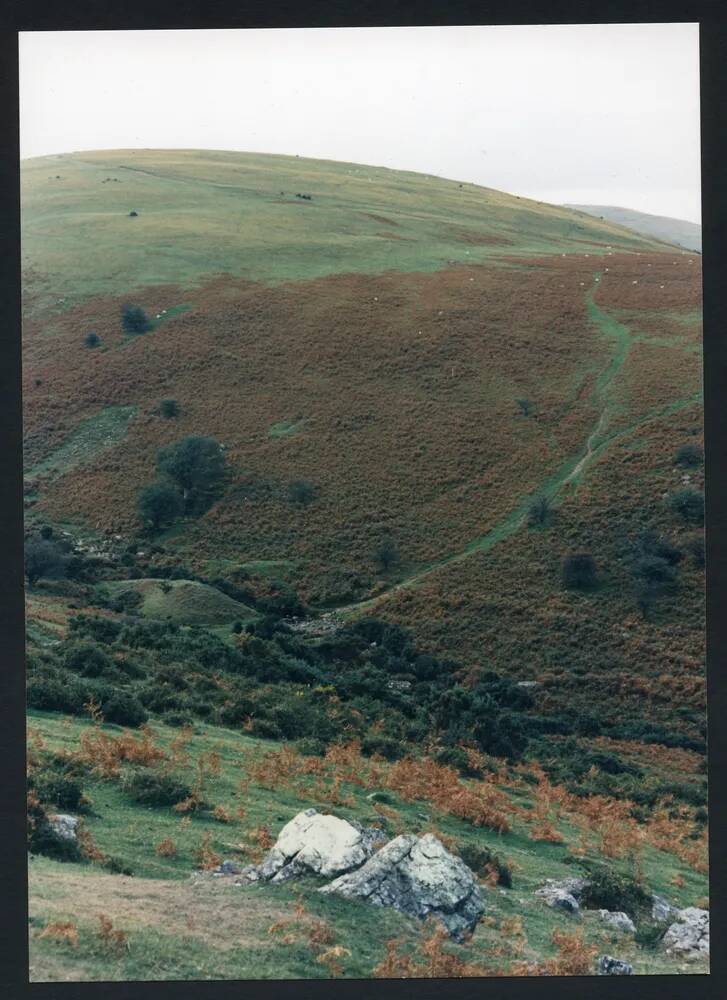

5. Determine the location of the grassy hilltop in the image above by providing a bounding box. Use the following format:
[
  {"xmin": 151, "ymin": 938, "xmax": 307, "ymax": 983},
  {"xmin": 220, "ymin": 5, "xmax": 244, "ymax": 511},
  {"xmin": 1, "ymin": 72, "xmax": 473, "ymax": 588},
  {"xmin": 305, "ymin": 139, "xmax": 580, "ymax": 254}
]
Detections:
[{"xmin": 23, "ymin": 150, "xmax": 705, "ymax": 980}]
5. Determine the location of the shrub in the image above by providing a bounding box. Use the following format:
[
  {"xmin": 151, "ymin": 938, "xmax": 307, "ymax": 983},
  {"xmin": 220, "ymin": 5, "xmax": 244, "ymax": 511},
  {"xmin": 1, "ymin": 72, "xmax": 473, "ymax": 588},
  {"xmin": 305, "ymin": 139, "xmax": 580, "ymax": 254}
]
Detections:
[
  {"xmin": 527, "ymin": 495, "xmax": 551, "ymax": 527},
  {"xmin": 684, "ymin": 531, "xmax": 705, "ymax": 567},
  {"xmin": 562, "ymin": 553, "xmax": 598, "ymax": 590},
  {"xmin": 668, "ymin": 488, "xmax": 704, "ymax": 525},
  {"xmin": 675, "ymin": 443, "xmax": 703, "ymax": 467},
  {"xmin": 121, "ymin": 304, "xmax": 151, "ymax": 334},
  {"xmin": 121, "ymin": 769, "xmax": 192, "ymax": 807},
  {"xmin": 138, "ymin": 480, "xmax": 184, "ymax": 532},
  {"xmin": 634, "ymin": 920, "xmax": 670, "ymax": 950},
  {"xmin": 102, "ymin": 691, "xmax": 148, "ymax": 727},
  {"xmin": 288, "ymin": 479, "xmax": 316, "ymax": 505},
  {"xmin": 30, "ymin": 769, "xmax": 87, "ymax": 813},
  {"xmin": 458, "ymin": 843, "xmax": 512, "ymax": 888},
  {"xmin": 374, "ymin": 537, "xmax": 400, "ymax": 573},
  {"xmin": 69, "ymin": 614, "xmax": 123, "ymax": 645},
  {"xmin": 578, "ymin": 862, "xmax": 651, "ymax": 918},
  {"xmin": 157, "ymin": 437, "xmax": 226, "ymax": 515},
  {"xmin": 159, "ymin": 398, "xmax": 180, "ymax": 419},
  {"xmin": 516, "ymin": 398, "xmax": 534, "ymax": 416},
  {"xmin": 61, "ymin": 640, "xmax": 118, "ymax": 679},
  {"xmin": 25, "ymin": 538, "xmax": 68, "ymax": 586},
  {"xmin": 361, "ymin": 734, "xmax": 406, "ymax": 761},
  {"xmin": 84, "ymin": 332, "xmax": 100, "ymax": 348},
  {"xmin": 633, "ymin": 554, "xmax": 677, "ymax": 585}
]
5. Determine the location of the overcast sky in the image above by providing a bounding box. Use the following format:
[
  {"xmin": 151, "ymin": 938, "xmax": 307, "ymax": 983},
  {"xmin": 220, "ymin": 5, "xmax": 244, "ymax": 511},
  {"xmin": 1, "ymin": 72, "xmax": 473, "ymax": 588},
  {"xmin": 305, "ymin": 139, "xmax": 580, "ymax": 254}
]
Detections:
[{"xmin": 19, "ymin": 24, "xmax": 701, "ymax": 223}]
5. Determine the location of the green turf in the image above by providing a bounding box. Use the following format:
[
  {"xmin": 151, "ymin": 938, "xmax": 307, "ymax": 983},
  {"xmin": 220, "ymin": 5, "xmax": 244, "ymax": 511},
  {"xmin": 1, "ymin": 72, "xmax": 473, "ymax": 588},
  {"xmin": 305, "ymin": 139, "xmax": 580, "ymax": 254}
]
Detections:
[
  {"xmin": 98, "ymin": 578, "xmax": 257, "ymax": 626},
  {"xmin": 25, "ymin": 406, "xmax": 136, "ymax": 481}
]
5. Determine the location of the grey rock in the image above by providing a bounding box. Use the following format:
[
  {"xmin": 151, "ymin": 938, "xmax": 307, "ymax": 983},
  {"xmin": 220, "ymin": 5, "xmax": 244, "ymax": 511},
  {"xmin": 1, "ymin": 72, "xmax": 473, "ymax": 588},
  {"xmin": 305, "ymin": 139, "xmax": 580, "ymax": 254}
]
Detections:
[
  {"xmin": 243, "ymin": 809, "xmax": 386, "ymax": 884},
  {"xmin": 319, "ymin": 833, "xmax": 485, "ymax": 941},
  {"xmin": 652, "ymin": 893, "xmax": 679, "ymax": 923},
  {"xmin": 216, "ymin": 860, "xmax": 241, "ymax": 875},
  {"xmin": 598, "ymin": 955, "xmax": 634, "ymax": 975},
  {"xmin": 662, "ymin": 907, "xmax": 709, "ymax": 960},
  {"xmin": 47, "ymin": 814, "xmax": 78, "ymax": 842},
  {"xmin": 535, "ymin": 877, "xmax": 589, "ymax": 914},
  {"xmin": 598, "ymin": 910, "xmax": 636, "ymax": 934}
]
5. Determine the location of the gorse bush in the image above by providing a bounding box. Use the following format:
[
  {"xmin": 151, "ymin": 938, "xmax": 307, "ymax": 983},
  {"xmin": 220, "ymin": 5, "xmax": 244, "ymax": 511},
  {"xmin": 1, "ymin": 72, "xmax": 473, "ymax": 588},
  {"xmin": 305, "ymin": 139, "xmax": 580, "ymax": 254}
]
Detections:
[
  {"xmin": 578, "ymin": 861, "xmax": 652, "ymax": 919},
  {"xmin": 121, "ymin": 769, "xmax": 192, "ymax": 807},
  {"xmin": 25, "ymin": 538, "xmax": 68, "ymax": 587},
  {"xmin": 84, "ymin": 331, "xmax": 100, "ymax": 348},
  {"xmin": 159, "ymin": 398, "xmax": 180, "ymax": 419},
  {"xmin": 288, "ymin": 479, "xmax": 316, "ymax": 505}
]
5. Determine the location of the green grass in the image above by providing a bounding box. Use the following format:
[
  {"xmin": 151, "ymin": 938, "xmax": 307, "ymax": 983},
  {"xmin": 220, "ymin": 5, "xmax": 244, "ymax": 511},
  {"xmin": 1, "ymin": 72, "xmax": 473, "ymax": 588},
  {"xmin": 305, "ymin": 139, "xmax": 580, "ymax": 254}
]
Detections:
[
  {"xmin": 21, "ymin": 149, "xmax": 665, "ymax": 313},
  {"xmin": 27, "ymin": 709, "xmax": 708, "ymax": 980},
  {"xmin": 25, "ymin": 405, "xmax": 136, "ymax": 481},
  {"xmin": 268, "ymin": 418, "xmax": 308, "ymax": 438},
  {"xmin": 98, "ymin": 578, "xmax": 257, "ymax": 626}
]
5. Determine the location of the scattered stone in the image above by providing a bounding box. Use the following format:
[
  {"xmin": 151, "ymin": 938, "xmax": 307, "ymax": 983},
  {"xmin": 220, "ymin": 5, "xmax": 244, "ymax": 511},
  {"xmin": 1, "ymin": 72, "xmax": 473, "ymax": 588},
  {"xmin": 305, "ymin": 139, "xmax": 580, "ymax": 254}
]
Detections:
[
  {"xmin": 662, "ymin": 907, "xmax": 709, "ymax": 960},
  {"xmin": 319, "ymin": 833, "xmax": 485, "ymax": 941},
  {"xmin": 535, "ymin": 877, "xmax": 589, "ymax": 914},
  {"xmin": 598, "ymin": 910, "xmax": 636, "ymax": 934},
  {"xmin": 212, "ymin": 859, "xmax": 242, "ymax": 876},
  {"xmin": 47, "ymin": 814, "xmax": 78, "ymax": 842},
  {"xmin": 239, "ymin": 809, "xmax": 386, "ymax": 884},
  {"xmin": 598, "ymin": 955, "xmax": 634, "ymax": 975}
]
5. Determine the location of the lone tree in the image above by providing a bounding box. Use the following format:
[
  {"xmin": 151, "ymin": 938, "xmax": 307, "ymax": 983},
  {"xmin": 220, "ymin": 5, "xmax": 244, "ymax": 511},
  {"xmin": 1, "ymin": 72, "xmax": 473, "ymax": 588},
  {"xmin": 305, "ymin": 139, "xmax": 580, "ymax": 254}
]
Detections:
[
  {"xmin": 159, "ymin": 398, "xmax": 181, "ymax": 419},
  {"xmin": 25, "ymin": 538, "xmax": 68, "ymax": 587},
  {"xmin": 527, "ymin": 495, "xmax": 551, "ymax": 527},
  {"xmin": 375, "ymin": 536, "xmax": 400, "ymax": 573},
  {"xmin": 137, "ymin": 481, "xmax": 184, "ymax": 532},
  {"xmin": 122, "ymin": 304, "xmax": 152, "ymax": 335},
  {"xmin": 84, "ymin": 331, "xmax": 100, "ymax": 348},
  {"xmin": 562, "ymin": 552, "xmax": 598, "ymax": 590},
  {"xmin": 157, "ymin": 436, "xmax": 225, "ymax": 514}
]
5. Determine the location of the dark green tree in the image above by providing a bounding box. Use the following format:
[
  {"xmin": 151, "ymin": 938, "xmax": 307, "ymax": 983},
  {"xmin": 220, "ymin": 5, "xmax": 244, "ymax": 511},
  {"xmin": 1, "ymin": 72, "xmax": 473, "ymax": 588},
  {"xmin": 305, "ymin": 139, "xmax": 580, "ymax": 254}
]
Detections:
[
  {"xmin": 668, "ymin": 488, "xmax": 704, "ymax": 525},
  {"xmin": 84, "ymin": 331, "xmax": 100, "ymax": 348},
  {"xmin": 288, "ymin": 479, "xmax": 316, "ymax": 505},
  {"xmin": 137, "ymin": 481, "xmax": 183, "ymax": 532},
  {"xmin": 157, "ymin": 436, "xmax": 225, "ymax": 514},
  {"xmin": 159, "ymin": 398, "xmax": 180, "ymax": 419},
  {"xmin": 25, "ymin": 538, "xmax": 68, "ymax": 587},
  {"xmin": 375, "ymin": 536, "xmax": 400, "ymax": 573},
  {"xmin": 121, "ymin": 304, "xmax": 152, "ymax": 334}
]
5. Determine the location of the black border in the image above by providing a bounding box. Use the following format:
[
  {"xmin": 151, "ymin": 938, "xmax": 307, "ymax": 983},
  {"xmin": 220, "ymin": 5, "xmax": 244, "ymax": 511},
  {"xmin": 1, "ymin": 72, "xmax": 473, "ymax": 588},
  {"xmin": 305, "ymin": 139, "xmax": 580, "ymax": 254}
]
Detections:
[{"xmin": 1, "ymin": 3, "xmax": 725, "ymax": 999}]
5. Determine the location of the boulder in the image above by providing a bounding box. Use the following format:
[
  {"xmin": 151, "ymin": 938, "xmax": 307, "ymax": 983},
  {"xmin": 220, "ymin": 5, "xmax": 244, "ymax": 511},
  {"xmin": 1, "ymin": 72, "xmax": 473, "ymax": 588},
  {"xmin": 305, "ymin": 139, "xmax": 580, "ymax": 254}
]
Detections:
[
  {"xmin": 319, "ymin": 833, "xmax": 485, "ymax": 941},
  {"xmin": 240, "ymin": 809, "xmax": 386, "ymax": 884},
  {"xmin": 597, "ymin": 910, "xmax": 636, "ymax": 935},
  {"xmin": 652, "ymin": 893, "xmax": 679, "ymax": 923},
  {"xmin": 47, "ymin": 814, "xmax": 78, "ymax": 842},
  {"xmin": 662, "ymin": 907, "xmax": 709, "ymax": 960},
  {"xmin": 535, "ymin": 877, "xmax": 589, "ymax": 915},
  {"xmin": 598, "ymin": 955, "xmax": 634, "ymax": 975}
]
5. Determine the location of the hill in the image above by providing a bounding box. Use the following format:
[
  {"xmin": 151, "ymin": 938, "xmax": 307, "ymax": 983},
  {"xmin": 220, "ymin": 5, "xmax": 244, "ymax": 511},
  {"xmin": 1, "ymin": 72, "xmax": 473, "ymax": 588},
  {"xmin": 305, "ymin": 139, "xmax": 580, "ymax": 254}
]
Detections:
[
  {"xmin": 564, "ymin": 205, "xmax": 701, "ymax": 254},
  {"xmin": 23, "ymin": 150, "xmax": 705, "ymax": 980}
]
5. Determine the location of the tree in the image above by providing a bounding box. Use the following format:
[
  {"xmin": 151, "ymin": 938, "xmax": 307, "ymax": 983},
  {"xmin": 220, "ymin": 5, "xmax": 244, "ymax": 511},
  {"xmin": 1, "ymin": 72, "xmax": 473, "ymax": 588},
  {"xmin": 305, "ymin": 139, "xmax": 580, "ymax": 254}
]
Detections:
[
  {"xmin": 159, "ymin": 398, "xmax": 180, "ymax": 419},
  {"xmin": 562, "ymin": 553, "xmax": 597, "ymax": 590},
  {"xmin": 84, "ymin": 331, "xmax": 100, "ymax": 348},
  {"xmin": 137, "ymin": 481, "xmax": 184, "ymax": 532},
  {"xmin": 121, "ymin": 304, "xmax": 152, "ymax": 335},
  {"xmin": 288, "ymin": 479, "xmax": 316, "ymax": 505},
  {"xmin": 25, "ymin": 538, "xmax": 68, "ymax": 587},
  {"xmin": 157, "ymin": 436, "xmax": 225, "ymax": 514},
  {"xmin": 375, "ymin": 536, "xmax": 400, "ymax": 573},
  {"xmin": 516, "ymin": 398, "xmax": 534, "ymax": 417},
  {"xmin": 527, "ymin": 495, "xmax": 551, "ymax": 527}
]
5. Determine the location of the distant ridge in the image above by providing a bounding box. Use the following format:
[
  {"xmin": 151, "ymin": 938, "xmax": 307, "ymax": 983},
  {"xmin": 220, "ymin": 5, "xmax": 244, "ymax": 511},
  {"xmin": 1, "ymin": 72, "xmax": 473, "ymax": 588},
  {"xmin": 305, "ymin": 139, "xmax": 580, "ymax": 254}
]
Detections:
[{"xmin": 564, "ymin": 204, "xmax": 701, "ymax": 253}]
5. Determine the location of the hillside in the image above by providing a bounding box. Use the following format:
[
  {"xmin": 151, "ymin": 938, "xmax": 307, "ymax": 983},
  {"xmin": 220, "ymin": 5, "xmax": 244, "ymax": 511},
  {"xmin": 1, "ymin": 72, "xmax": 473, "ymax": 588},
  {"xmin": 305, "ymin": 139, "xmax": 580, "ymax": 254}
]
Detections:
[
  {"xmin": 565, "ymin": 205, "xmax": 701, "ymax": 254},
  {"xmin": 23, "ymin": 150, "xmax": 705, "ymax": 980}
]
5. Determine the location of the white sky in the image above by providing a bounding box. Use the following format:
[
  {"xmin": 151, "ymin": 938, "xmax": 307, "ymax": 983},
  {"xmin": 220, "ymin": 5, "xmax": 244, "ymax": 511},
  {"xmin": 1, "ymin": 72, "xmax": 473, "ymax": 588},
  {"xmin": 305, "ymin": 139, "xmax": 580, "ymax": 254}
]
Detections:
[{"xmin": 19, "ymin": 24, "xmax": 701, "ymax": 223}]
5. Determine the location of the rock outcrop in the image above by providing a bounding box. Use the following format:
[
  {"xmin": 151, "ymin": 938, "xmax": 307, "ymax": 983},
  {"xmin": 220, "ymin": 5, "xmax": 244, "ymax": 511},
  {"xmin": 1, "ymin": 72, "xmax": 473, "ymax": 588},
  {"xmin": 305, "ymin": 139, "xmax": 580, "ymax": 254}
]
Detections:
[
  {"xmin": 598, "ymin": 955, "xmax": 634, "ymax": 975},
  {"xmin": 651, "ymin": 893, "xmax": 679, "ymax": 923},
  {"xmin": 662, "ymin": 907, "xmax": 709, "ymax": 960},
  {"xmin": 319, "ymin": 833, "xmax": 485, "ymax": 940},
  {"xmin": 535, "ymin": 877, "xmax": 589, "ymax": 914},
  {"xmin": 597, "ymin": 910, "xmax": 636, "ymax": 935},
  {"xmin": 239, "ymin": 809, "xmax": 386, "ymax": 884},
  {"xmin": 47, "ymin": 814, "xmax": 79, "ymax": 842}
]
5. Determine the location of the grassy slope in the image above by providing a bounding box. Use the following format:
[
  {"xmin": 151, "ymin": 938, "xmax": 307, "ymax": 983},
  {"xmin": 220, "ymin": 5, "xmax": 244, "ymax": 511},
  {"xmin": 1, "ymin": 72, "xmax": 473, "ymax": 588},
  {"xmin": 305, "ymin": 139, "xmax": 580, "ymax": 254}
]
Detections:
[
  {"xmin": 23, "ymin": 150, "xmax": 705, "ymax": 980},
  {"xmin": 27, "ymin": 710, "xmax": 707, "ymax": 981},
  {"xmin": 565, "ymin": 205, "xmax": 701, "ymax": 254}
]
